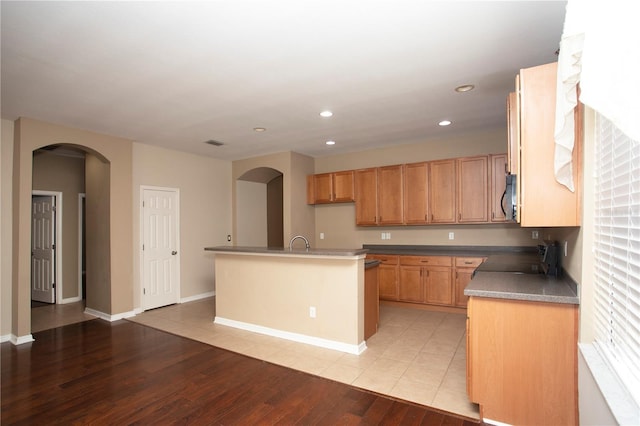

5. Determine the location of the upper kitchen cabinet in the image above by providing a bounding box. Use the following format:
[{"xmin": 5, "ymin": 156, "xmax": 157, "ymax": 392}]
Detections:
[
  {"xmin": 403, "ymin": 162, "xmax": 429, "ymax": 225},
  {"xmin": 377, "ymin": 165, "xmax": 404, "ymax": 225},
  {"xmin": 306, "ymin": 170, "xmax": 354, "ymax": 204},
  {"xmin": 515, "ymin": 62, "xmax": 582, "ymax": 227},
  {"xmin": 355, "ymin": 167, "xmax": 378, "ymax": 225},
  {"xmin": 429, "ymin": 159, "xmax": 457, "ymax": 223},
  {"xmin": 506, "ymin": 92, "xmax": 519, "ymax": 174},
  {"xmin": 490, "ymin": 154, "xmax": 508, "ymax": 222},
  {"xmin": 457, "ymin": 156, "xmax": 489, "ymax": 223},
  {"xmin": 355, "ymin": 166, "xmax": 404, "ymax": 226}
]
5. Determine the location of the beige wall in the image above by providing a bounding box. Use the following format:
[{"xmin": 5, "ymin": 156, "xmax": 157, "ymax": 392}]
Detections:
[
  {"xmin": 131, "ymin": 142, "xmax": 232, "ymax": 304},
  {"xmin": 233, "ymin": 152, "xmax": 315, "ymax": 246},
  {"xmin": 236, "ymin": 180, "xmax": 267, "ymax": 246},
  {"xmin": 32, "ymin": 151, "xmax": 85, "ymax": 300},
  {"xmin": 313, "ymin": 127, "xmax": 538, "ymax": 249},
  {"xmin": 1, "ymin": 119, "xmax": 14, "ymax": 337},
  {"xmin": 10, "ymin": 118, "xmax": 133, "ymax": 338}
]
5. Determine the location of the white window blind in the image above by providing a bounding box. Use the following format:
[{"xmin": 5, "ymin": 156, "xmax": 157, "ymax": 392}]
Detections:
[{"xmin": 593, "ymin": 112, "xmax": 640, "ymax": 404}]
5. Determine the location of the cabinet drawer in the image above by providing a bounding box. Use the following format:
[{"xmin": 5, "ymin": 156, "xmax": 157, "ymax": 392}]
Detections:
[
  {"xmin": 367, "ymin": 254, "xmax": 399, "ymax": 265},
  {"xmin": 455, "ymin": 257, "xmax": 485, "ymax": 268},
  {"xmin": 400, "ymin": 255, "xmax": 452, "ymax": 267}
]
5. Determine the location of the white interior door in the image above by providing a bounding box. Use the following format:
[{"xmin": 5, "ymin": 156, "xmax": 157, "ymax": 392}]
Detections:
[
  {"xmin": 142, "ymin": 188, "xmax": 180, "ymax": 310},
  {"xmin": 32, "ymin": 195, "xmax": 56, "ymax": 303}
]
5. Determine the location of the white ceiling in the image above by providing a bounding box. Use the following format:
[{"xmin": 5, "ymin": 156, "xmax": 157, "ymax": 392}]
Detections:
[{"xmin": 1, "ymin": 1, "xmax": 567, "ymax": 161}]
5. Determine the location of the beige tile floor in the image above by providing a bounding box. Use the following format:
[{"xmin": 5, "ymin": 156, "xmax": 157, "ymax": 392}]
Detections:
[{"xmin": 128, "ymin": 297, "xmax": 479, "ymax": 420}]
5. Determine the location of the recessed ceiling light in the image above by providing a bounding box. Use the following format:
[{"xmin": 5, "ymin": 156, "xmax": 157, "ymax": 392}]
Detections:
[
  {"xmin": 320, "ymin": 110, "xmax": 333, "ymax": 118},
  {"xmin": 325, "ymin": 140, "xmax": 336, "ymax": 145},
  {"xmin": 438, "ymin": 120, "xmax": 452, "ymax": 127},
  {"xmin": 455, "ymin": 84, "xmax": 475, "ymax": 93},
  {"xmin": 253, "ymin": 127, "xmax": 266, "ymax": 132}
]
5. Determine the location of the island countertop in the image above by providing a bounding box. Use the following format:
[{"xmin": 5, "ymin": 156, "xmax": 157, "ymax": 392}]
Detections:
[{"xmin": 205, "ymin": 245, "xmax": 368, "ymax": 258}]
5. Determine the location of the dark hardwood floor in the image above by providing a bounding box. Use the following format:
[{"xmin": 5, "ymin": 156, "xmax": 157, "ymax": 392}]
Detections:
[{"xmin": 2, "ymin": 319, "xmax": 482, "ymax": 425}]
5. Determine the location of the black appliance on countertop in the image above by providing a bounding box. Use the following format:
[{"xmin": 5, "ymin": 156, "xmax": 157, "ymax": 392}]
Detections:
[{"xmin": 538, "ymin": 240, "xmax": 561, "ymax": 277}]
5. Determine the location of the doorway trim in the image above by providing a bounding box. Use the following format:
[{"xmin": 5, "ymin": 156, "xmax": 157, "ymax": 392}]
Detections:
[
  {"xmin": 139, "ymin": 185, "xmax": 181, "ymax": 311},
  {"xmin": 31, "ymin": 190, "xmax": 63, "ymax": 304},
  {"xmin": 75, "ymin": 193, "xmax": 86, "ymax": 304}
]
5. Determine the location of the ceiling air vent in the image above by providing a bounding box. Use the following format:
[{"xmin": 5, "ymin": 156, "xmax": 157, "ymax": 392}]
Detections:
[{"xmin": 204, "ymin": 139, "xmax": 224, "ymax": 147}]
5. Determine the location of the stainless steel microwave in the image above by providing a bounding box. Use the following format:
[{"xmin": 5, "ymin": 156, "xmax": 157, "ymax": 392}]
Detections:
[{"xmin": 502, "ymin": 174, "xmax": 517, "ymax": 222}]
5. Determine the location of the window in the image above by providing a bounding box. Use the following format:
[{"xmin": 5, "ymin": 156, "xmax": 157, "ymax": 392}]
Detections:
[{"xmin": 593, "ymin": 112, "xmax": 640, "ymax": 404}]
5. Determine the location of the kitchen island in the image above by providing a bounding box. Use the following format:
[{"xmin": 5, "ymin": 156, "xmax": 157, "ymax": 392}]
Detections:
[{"xmin": 204, "ymin": 246, "xmax": 369, "ymax": 354}]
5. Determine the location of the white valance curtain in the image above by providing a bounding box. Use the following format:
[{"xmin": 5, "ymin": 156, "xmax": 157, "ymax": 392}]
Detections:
[{"xmin": 555, "ymin": 0, "xmax": 640, "ymax": 190}]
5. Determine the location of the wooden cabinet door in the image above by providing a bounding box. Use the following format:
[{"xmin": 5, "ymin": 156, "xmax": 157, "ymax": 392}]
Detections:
[
  {"xmin": 429, "ymin": 159, "xmax": 457, "ymax": 223},
  {"xmin": 424, "ymin": 266, "xmax": 453, "ymax": 305},
  {"xmin": 490, "ymin": 154, "xmax": 508, "ymax": 222},
  {"xmin": 399, "ymin": 265, "xmax": 424, "ymax": 303},
  {"xmin": 519, "ymin": 62, "xmax": 581, "ymax": 226},
  {"xmin": 454, "ymin": 267, "xmax": 474, "ymax": 308},
  {"xmin": 333, "ymin": 170, "xmax": 355, "ymax": 202},
  {"xmin": 378, "ymin": 264, "xmax": 399, "ymax": 301},
  {"xmin": 457, "ymin": 156, "xmax": 488, "ymax": 223},
  {"xmin": 368, "ymin": 255, "xmax": 399, "ymax": 301},
  {"xmin": 355, "ymin": 168, "xmax": 378, "ymax": 225},
  {"xmin": 377, "ymin": 165, "xmax": 404, "ymax": 225},
  {"xmin": 312, "ymin": 173, "xmax": 333, "ymax": 203},
  {"xmin": 506, "ymin": 91, "xmax": 519, "ymax": 175},
  {"xmin": 403, "ymin": 162, "xmax": 429, "ymax": 224}
]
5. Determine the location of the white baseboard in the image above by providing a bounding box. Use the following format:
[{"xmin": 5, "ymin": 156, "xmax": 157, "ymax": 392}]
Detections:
[
  {"xmin": 214, "ymin": 316, "xmax": 366, "ymax": 355},
  {"xmin": 84, "ymin": 308, "xmax": 136, "ymax": 322},
  {"xmin": 10, "ymin": 334, "xmax": 35, "ymax": 345},
  {"xmin": 180, "ymin": 291, "xmax": 215, "ymax": 304},
  {"xmin": 1, "ymin": 334, "xmax": 11, "ymax": 343},
  {"xmin": 60, "ymin": 296, "xmax": 82, "ymax": 304}
]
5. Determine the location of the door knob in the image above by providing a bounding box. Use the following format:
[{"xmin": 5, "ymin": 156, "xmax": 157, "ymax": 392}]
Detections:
[{"xmin": 171, "ymin": 251, "xmax": 178, "ymax": 255}]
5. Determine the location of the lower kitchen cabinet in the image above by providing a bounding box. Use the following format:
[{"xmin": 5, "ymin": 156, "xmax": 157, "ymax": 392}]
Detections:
[
  {"xmin": 399, "ymin": 256, "xmax": 453, "ymax": 306},
  {"xmin": 454, "ymin": 257, "xmax": 485, "ymax": 308},
  {"xmin": 366, "ymin": 254, "xmax": 399, "ymax": 301},
  {"xmin": 467, "ymin": 296, "xmax": 578, "ymax": 425}
]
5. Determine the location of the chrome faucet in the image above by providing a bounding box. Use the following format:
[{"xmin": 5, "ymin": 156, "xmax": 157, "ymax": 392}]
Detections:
[{"xmin": 289, "ymin": 235, "xmax": 310, "ymax": 251}]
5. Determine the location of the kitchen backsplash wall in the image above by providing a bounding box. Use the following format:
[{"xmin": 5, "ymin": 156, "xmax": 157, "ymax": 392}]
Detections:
[{"xmin": 314, "ymin": 203, "xmax": 539, "ymax": 249}]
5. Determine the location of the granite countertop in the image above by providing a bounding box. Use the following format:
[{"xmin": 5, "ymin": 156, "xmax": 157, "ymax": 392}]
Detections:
[
  {"xmin": 204, "ymin": 245, "xmax": 368, "ymax": 257},
  {"xmin": 364, "ymin": 245, "xmax": 579, "ymax": 305}
]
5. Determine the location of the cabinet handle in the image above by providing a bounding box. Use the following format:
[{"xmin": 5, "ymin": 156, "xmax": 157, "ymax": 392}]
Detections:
[
  {"xmin": 426, "ymin": 270, "xmax": 430, "ymax": 277},
  {"xmin": 424, "ymin": 214, "xmax": 427, "ymax": 221},
  {"xmin": 459, "ymin": 213, "xmax": 461, "ymax": 220},
  {"xmin": 464, "ymin": 261, "xmax": 473, "ymax": 265},
  {"xmin": 421, "ymin": 260, "xmax": 430, "ymax": 263}
]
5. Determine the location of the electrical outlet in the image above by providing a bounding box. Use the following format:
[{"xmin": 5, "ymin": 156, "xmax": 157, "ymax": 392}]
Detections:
[
  {"xmin": 448, "ymin": 232, "xmax": 454, "ymax": 240},
  {"xmin": 532, "ymin": 231, "xmax": 539, "ymax": 239},
  {"xmin": 386, "ymin": 232, "xmax": 391, "ymax": 240},
  {"xmin": 309, "ymin": 306, "xmax": 316, "ymax": 318},
  {"xmin": 381, "ymin": 232, "xmax": 386, "ymax": 240},
  {"xmin": 320, "ymin": 232, "xmax": 325, "ymax": 240},
  {"xmin": 227, "ymin": 234, "xmax": 231, "ymax": 242}
]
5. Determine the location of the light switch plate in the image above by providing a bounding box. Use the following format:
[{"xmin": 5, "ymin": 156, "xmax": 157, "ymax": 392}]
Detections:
[{"xmin": 448, "ymin": 232, "xmax": 454, "ymax": 240}]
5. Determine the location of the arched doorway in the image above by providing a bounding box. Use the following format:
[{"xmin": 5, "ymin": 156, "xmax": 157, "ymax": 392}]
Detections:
[
  {"xmin": 236, "ymin": 167, "xmax": 284, "ymax": 247},
  {"xmin": 11, "ymin": 117, "xmax": 134, "ymax": 344},
  {"xmin": 30, "ymin": 143, "xmax": 110, "ymax": 331}
]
